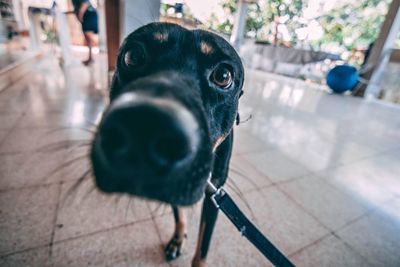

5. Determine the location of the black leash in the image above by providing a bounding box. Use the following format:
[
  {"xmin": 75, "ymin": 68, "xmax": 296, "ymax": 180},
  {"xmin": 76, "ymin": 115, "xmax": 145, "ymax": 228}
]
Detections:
[{"xmin": 207, "ymin": 181, "xmax": 295, "ymax": 267}]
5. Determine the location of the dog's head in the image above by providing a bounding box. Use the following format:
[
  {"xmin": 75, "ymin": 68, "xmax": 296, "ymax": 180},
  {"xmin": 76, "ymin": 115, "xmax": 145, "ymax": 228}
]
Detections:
[{"xmin": 91, "ymin": 23, "xmax": 244, "ymax": 205}]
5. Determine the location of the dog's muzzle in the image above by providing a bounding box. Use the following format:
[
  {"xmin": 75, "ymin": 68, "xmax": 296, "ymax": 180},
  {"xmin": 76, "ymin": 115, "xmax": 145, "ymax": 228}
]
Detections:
[
  {"xmin": 95, "ymin": 92, "xmax": 199, "ymax": 177},
  {"xmin": 91, "ymin": 73, "xmax": 213, "ymax": 205}
]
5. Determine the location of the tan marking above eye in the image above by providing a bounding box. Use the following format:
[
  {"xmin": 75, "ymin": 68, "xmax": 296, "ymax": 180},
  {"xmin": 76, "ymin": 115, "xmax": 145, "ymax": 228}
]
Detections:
[
  {"xmin": 200, "ymin": 41, "xmax": 214, "ymax": 55},
  {"xmin": 154, "ymin": 32, "xmax": 169, "ymax": 42}
]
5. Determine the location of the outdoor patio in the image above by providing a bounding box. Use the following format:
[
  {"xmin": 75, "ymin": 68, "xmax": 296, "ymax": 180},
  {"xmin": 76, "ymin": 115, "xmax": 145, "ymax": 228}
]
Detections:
[{"xmin": 0, "ymin": 54, "xmax": 399, "ymax": 266}]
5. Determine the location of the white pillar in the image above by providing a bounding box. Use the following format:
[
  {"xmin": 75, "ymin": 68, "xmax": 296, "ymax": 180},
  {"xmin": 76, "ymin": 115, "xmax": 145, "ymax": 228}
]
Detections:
[
  {"xmin": 97, "ymin": 0, "xmax": 107, "ymax": 52},
  {"xmin": 54, "ymin": 6, "xmax": 75, "ymax": 66},
  {"xmin": 230, "ymin": 0, "xmax": 249, "ymax": 50},
  {"xmin": 27, "ymin": 9, "xmax": 41, "ymax": 51},
  {"xmin": 365, "ymin": 0, "xmax": 400, "ymax": 98},
  {"xmin": 12, "ymin": 0, "xmax": 26, "ymax": 31}
]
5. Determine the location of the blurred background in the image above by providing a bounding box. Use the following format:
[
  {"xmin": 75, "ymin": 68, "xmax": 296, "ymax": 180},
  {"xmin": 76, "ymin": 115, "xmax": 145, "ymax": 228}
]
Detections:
[
  {"xmin": 1, "ymin": 0, "xmax": 400, "ymax": 102},
  {"xmin": 0, "ymin": 1, "xmax": 400, "ymax": 267}
]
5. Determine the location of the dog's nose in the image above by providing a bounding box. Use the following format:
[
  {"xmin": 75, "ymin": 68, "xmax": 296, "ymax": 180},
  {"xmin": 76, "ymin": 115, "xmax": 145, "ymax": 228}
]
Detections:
[{"xmin": 98, "ymin": 93, "xmax": 199, "ymax": 175}]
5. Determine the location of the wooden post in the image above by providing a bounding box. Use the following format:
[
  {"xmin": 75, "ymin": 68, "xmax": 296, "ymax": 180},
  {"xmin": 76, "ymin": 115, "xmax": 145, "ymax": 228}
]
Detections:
[
  {"xmin": 105, "ymin": 0, "xmax": 121, "ymax": 71},
  {"xmin": 230, "ymin": 0, "xmax": 249, "ymax": 50},
  {"xmin": 355, "ymin": 0, "xmax": 400, "ymax": 97}
]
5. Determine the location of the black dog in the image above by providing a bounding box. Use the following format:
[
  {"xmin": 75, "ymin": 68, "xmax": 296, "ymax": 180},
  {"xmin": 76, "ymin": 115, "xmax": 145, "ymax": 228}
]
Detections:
[{"xmin": 91, "ymin": 22, "xmax": 244, "ymax": 267}]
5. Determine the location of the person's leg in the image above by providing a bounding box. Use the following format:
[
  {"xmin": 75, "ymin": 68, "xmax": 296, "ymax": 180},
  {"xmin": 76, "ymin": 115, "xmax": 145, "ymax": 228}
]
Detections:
[{"xmin": 83, "ymin": 31, "xmax": 96, "ymax": 65}]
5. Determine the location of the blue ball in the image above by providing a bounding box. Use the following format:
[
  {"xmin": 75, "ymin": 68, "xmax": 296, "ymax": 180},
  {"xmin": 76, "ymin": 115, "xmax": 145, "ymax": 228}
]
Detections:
[{"xmin": 326, "ymin": 65, "xmax": 359, "ymax": 94}]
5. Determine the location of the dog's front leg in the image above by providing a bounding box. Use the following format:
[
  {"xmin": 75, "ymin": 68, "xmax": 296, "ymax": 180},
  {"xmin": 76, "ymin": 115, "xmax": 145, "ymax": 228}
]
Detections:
[
  {"xmin": 165, "ymin": 205, "xmax": 187, "ymax": 261},
  {"xmin": 192, "ymin": 193, "xmax": 219, "ymax": 267},
  {"xmin": 192, "ymin": 133, "xmax": 233, "ymax": 267}
]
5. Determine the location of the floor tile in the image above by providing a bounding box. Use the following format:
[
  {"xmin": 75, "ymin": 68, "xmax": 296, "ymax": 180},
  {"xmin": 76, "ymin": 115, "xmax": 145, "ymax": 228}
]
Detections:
[
  {"xmin": 0, "ymin": 127, "xmax": 91, "ymax": 154},
  {"xmin": 242, "ymin": 150, "xmax": 311, "ymax": 183},
  {"xmin": 0, "ymin": 130, "xmax": 9, "ymax": 144},
  {"xmin": 0, "ymin": 89, "xmax": 29, "ymax": 114},
  {"xmin": 0, "ymin": 247, "xmax": 50, "ymax": 267},
  {"xmin": 376, "ymin": 197, "xmax": 400, "ymax": 222},
  {"xmin": 291, "ymin": 234, "xmax": 370, "ymax": 267},
  {"xmin": 279, "ymin": 176, "xmax": 369, "ymax": 231},
  {"xmin": 319, "ymin": 155, "xmax": 400, "ymax": 207},
  {"xmin": 275, "ymin": 140, "xmax": 340, "ymax": 172},
  {"xmin": 277, "ymin": 137, "xmax": 380, "ymax": 168},
  {"xmin": 330, "ymin": 140, "xmax": 380, "ymax": 165},
  {"xmin": 229, "ymin": 153, "xmax": 273, "ymax": 193},
  {"xmin": 1, "ymin": 53, "xmax": 400, "ymax": 267},
  {"xmin": 54, "ymin": 179, "xmax": 152, "ymax": 242},
  {"xmin": 233, "ymin": 129, "xmax": 269, "ymax": 154},
  {"xmin": 242, "ymin": 187, "xmax": 329, "ymax": 255},
  {"xmin": 386, "ymin": 148, "xmax": 400, "ymax": 162},
  {"xmin": 0, "ymin": 114, "xmax": 22, "ymax": 130},
  {"xmin": 336, "ymin": 202, "xmax": 400, "ymax": 267},
  {"xmin": 0, "ymin": 184, "xmax": 59, "ymax": 256},
  {"xmin": 0, "ymin": 150, "xmax": 66, "ymax": 190},
  {"xmin": 50, "ymin": 220, "xmax": 168, "ymax": 267}
]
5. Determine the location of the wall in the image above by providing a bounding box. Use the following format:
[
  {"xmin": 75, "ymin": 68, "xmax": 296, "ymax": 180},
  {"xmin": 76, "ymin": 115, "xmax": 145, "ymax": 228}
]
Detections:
[{"xmin": 122, "ymin": 0, "xmax": 160, "ymax": 38}]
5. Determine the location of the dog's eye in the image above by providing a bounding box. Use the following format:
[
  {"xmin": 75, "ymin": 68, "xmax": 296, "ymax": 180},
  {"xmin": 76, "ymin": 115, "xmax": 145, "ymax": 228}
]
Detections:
[
  {"xmin": 124, "ymin": 42, "xmax": 146, "ymax": 68},
  {"xmin": 211, "ymin": 64, "xmax": 233, "ymax": 89}
]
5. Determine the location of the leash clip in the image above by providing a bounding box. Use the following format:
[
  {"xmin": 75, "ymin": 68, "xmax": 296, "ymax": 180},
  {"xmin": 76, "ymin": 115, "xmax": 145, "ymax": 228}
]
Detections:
[
  {"xmin": 206, "ymin": 180, "xmax": 225, "ymax": 209},
  {"xmin": 210, "ymin": 188, "xmax": 223, "ymax": 209}
]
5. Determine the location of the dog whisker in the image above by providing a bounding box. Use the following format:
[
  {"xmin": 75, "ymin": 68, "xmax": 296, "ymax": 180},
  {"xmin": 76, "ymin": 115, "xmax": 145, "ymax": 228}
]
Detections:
[
  {"xmin": 150, "ymin": 202, "xmax": 162, "ymax": 215},
  {"xmin": 161, "ymin": 204, "xmax": 169, "ymax": 215},
  {"xmin": 125, "ymin": 198, "xmax": 132, "ymax": 219},
  {"xmin": 227, "ymin": 176, "xmax": 255, "ymax": 220},
  {"xmin": 82, "ymin": 183, "xmax": 97, "ymax": 201},
  {"xmin": 225, "ymin": 181, "xmax": 241, "ymax": 195},
  {"xmin": 152, "ymin": 202, "xmax": 169, "ymax": 216},
  {"xmin": 229, "ymin": 167, "xmax": 260, "ymax": 190},
  {"xmin": 61, "ymin": 169, "xmax": 92, "ymax": 205},
  {"xmin": 39, "ymin": 154, "xmax": 89, "ymax": 183},
  {"xmin": 76, "ymin": 142, "xmax": 91, "ymax": 147},
  {"xmin": 237, "ymin": 114, "xmax": 253, "ymax": 125},
  {"xmin": 45, "ymin": 126, "xmax": 96, "ymax": 135},
  {"xmin": 36, "ymin": 140, "xmax": 70, "ymax": 152},
  {"xmin": 35, "ymin": 140, "xmax": 91, "ymax": 153}
]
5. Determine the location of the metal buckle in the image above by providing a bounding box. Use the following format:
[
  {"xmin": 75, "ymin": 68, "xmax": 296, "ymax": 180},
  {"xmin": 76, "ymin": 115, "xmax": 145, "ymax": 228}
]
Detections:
[
  {"xmin": 210, "ymin": 188, "xmax": 221, "ymax": 209},
  {"xmin": 207, "ymin": 178, "xmax": 227, "ymax": 209}
]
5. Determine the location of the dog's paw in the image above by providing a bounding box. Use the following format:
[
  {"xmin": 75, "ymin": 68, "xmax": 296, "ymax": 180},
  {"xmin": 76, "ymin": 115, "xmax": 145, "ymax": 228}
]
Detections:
[{"xmin": 164, "ymin": 233, "xmax": 187, "ymax": 261}]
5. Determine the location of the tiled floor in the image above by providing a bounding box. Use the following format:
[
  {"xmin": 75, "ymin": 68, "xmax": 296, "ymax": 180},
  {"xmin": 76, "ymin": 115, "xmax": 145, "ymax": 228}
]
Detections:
[{"xmin": 0, "ymin": 54, "xmax": 400, "ymax": 267}]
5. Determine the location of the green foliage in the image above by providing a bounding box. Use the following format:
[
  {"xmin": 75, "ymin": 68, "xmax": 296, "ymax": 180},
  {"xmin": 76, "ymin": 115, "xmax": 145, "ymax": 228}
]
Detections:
[
  {"xmin": 317, "ymin": 0, "xmax": 390, "ymax": 50},
  {"xmin": 206, "ymin": 0, "xmax": 235, "ymax": 34},
  {"xmin": 206, "ymin": 0, "xmax": 392, "ymax": 51},
  {"xmin": 207, "ymin": 0, "xmax": 302, "ymax": 43}
]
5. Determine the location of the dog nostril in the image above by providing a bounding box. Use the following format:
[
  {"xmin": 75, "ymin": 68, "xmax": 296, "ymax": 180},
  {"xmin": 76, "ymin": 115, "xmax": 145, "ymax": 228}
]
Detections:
[
  {"xmin": 149, "ymin": 135, "xmax": 190, "ymax": 168},
  {"xmin": 96, "ymin": 94, "xmax": 200, "ymax": 176},
  {"xmin": 101, "ymin": 127, "xmax": 130, "ymax": 160}
]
